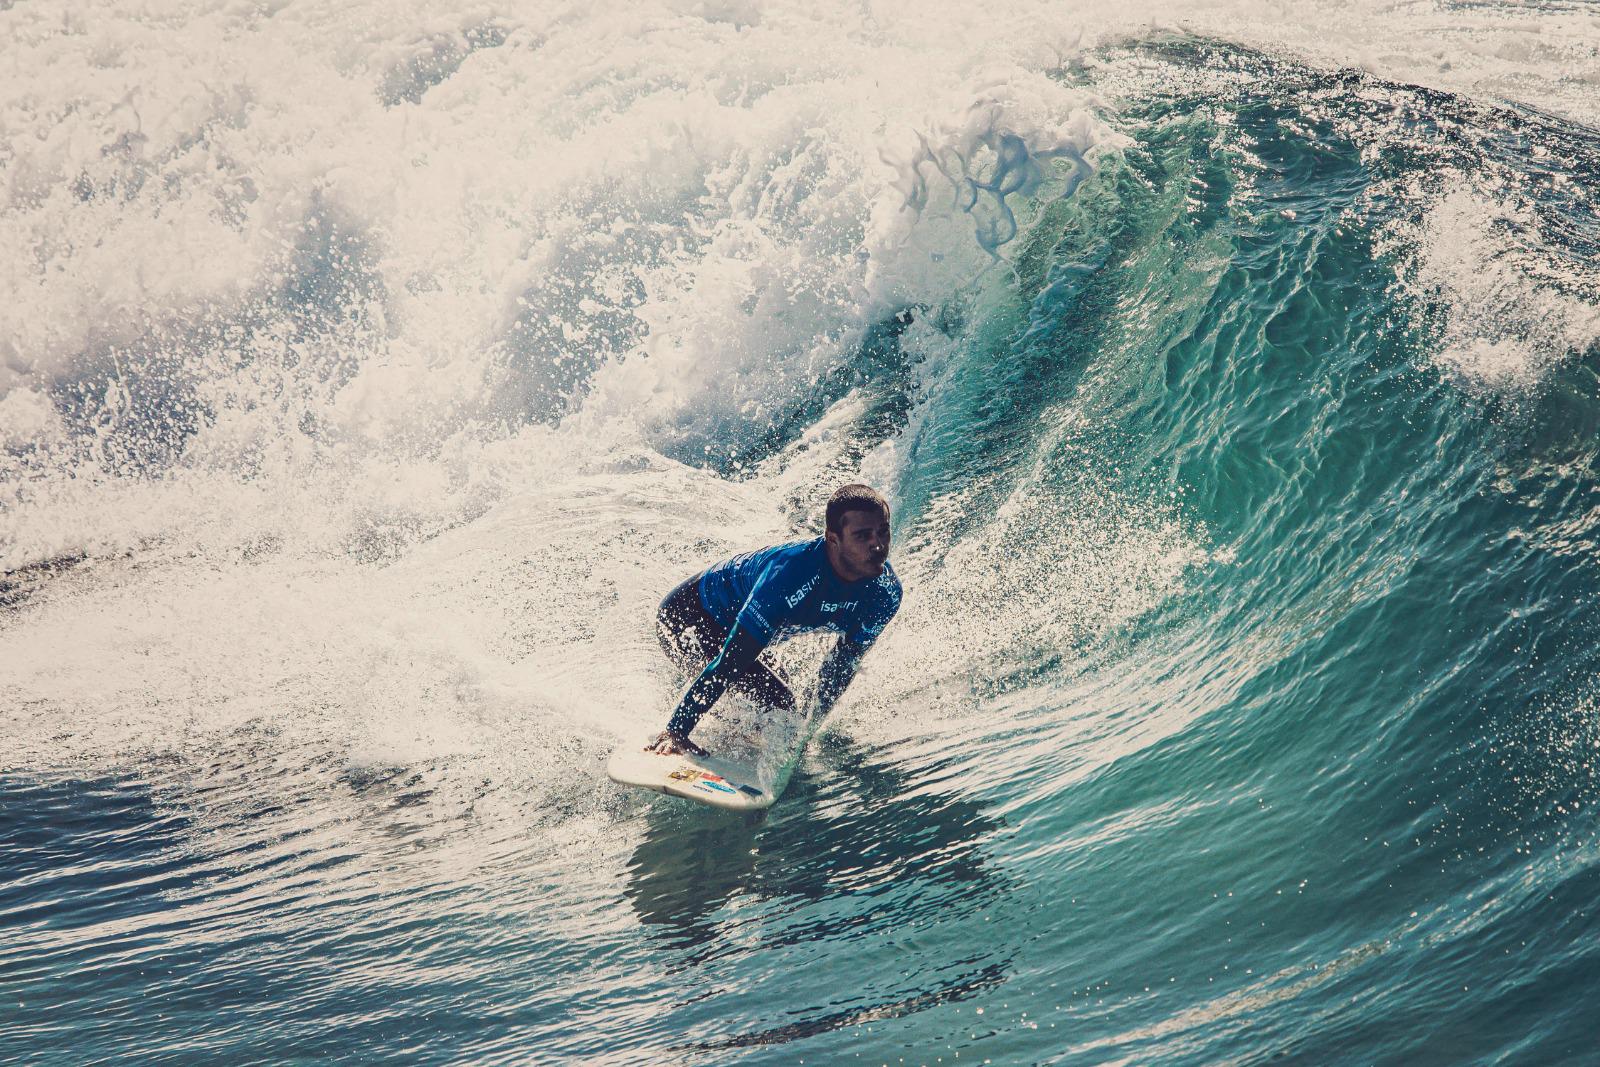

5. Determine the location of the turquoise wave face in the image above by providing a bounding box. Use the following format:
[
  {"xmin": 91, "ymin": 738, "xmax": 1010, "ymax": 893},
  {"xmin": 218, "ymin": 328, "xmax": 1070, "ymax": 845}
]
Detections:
[
  {"xmin": 6, "ymin": 28, "xmax": 1600, "ymax": 1067},
  {"xmin": 857, "ymin": 39, "xmax": 1600, "ymax": 1063}
]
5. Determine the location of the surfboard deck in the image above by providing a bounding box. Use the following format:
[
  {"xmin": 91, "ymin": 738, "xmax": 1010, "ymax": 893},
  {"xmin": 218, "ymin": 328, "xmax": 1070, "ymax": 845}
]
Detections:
[{"xmin": 606, "ymin": 742, "xmax": 774, "ymax": 812}]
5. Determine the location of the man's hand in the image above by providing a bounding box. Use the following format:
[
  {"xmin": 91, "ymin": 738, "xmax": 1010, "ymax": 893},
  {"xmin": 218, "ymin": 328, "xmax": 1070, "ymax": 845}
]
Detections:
[{"xmin": 647, "ymin": 730, "xmax": 707, "ymax": 757}]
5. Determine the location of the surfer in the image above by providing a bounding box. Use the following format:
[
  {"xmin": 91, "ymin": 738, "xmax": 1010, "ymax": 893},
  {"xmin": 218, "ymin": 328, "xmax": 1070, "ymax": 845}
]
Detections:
[{"xmin": 648, "ymin": 484, "xmax": 902, "ymax": 756}]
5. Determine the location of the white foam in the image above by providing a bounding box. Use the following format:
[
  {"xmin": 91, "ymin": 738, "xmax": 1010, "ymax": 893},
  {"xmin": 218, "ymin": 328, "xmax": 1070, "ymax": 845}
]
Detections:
[
  {"xmin": 1391, "ymin": 182, "xmax": 1600, "ymax": 389},
  {"xmin": 1, "ymin": 0, "xmax": 1116, "ymax": 577},
  {"xmin": 1090, "ymin": 0, "xmax": 1600, "ymax": 124}
]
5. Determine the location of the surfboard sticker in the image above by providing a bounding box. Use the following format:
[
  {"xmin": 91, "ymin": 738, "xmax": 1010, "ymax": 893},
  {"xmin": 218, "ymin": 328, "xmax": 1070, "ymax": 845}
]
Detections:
[{"xmin": 669, "ymin": 768, "xmax": 733, "ymax": 790}]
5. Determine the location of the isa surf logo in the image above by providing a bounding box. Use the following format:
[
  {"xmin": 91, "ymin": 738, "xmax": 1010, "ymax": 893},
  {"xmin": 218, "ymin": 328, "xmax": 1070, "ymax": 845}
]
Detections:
[{"xmin": 786, "ymin": 576, "xmax": 819, "ymax": 609}]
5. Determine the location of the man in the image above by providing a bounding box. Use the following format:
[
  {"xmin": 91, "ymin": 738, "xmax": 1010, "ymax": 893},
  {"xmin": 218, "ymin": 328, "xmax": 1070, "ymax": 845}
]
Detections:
[{"xmin": 649, "ymin": 484, "xmax": 902, "ymax": 756}]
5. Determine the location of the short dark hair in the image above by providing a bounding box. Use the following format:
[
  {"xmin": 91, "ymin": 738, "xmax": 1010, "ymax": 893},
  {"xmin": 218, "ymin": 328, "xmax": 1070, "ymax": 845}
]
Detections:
[{"xmin": 825, "ymin": 484, "xmax": 889, "ymax": 534}]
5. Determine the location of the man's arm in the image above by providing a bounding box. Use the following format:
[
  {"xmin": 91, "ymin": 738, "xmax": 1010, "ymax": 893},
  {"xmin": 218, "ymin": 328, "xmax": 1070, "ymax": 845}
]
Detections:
[
  {"xmin": 658, "ymin": 631, "xmax": 862, "ymax": 754},
  {"xmin": 653, "ymin": 555, "xmax": 804, "ymax": 754},
  {"xmin": 815, "ymin": 581, "xmax": 899, "ymax": 718},
  {"xmin": 815, "ymin": 637, "xmax": 869, "ymax": 717},
  {"xmin": 660, "ymin": 621, "xmax": 767, "ymax": 748}
]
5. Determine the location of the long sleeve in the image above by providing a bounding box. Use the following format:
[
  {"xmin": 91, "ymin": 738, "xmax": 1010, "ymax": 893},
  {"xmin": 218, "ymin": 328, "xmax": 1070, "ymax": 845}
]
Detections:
[
  {"xmin": 814, "ymin": 637, "xmax": 869, "ymax": 717},
  {"xmin": 665, "ymin": 623, "xmax": 766, "ymax": 739}
]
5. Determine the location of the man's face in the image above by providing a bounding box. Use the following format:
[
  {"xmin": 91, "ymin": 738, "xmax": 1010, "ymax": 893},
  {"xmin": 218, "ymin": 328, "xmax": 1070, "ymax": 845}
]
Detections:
[{"xmin": 828, "ymin": 506, "xmax": 891, "ymax": 581}]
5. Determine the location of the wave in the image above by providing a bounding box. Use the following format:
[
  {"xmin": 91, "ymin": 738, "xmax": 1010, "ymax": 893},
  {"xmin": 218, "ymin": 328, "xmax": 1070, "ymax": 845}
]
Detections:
[{"xmin": 4, "ymin": 5, "xmax": 1600, "ymax": 1063}]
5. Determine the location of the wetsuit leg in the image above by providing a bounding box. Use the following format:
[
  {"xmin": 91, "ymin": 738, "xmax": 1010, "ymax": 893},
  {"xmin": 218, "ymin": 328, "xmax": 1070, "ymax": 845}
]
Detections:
[
  {"xmin": 656, "ymin": 575, "xmax": 795, "ymax": 714},
  {"xmin": 656, "ymin": 574, "xmax": 724, "ymax": 667},
  {"xmin": 727, "ymin": 657, "xmax": 796, "ymax": 715}
]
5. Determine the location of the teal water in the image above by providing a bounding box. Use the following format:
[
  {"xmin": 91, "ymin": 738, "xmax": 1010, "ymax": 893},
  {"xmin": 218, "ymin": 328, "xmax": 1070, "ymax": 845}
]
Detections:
[{"xmin": 5, "ymin": 15, "xmax": 1600, "ymax": 1067}]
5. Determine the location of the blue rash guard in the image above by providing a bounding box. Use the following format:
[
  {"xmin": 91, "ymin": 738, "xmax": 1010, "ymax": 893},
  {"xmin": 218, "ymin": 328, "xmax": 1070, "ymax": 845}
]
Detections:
[
  {"xmin": 699, "ymin": 538, "xmax": 901, "ymax": 647},
  {"xmin": 665, "ymin": 538, "xmax": 901, "ymax": 739}
]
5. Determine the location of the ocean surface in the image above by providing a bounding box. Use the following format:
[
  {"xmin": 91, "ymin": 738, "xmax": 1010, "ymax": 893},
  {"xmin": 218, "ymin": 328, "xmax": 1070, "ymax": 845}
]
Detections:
[{"xmin": 5, "ymin": 1, "xmax": 1600, "ymax": 1063}]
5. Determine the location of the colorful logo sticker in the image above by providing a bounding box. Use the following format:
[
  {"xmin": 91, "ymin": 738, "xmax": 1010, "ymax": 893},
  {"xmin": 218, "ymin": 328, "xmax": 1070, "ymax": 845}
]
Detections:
[
  {"xmin": 669, "ymin": 769, "xmax": 728, "ymax": 784},
  {"xmin": 667, "ymin": 767, "xmax": 753, "ymax": 797}
]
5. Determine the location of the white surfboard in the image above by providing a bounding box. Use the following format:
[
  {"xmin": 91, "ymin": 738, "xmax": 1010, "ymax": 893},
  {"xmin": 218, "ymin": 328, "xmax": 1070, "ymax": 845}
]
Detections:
[
  {"xmin": 611, "ymin": 672, "xmax": 823, "ymax": 811},
  {"xmin": 606, "ymin": 743, "xmax": 773, "ymax": 811}
]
